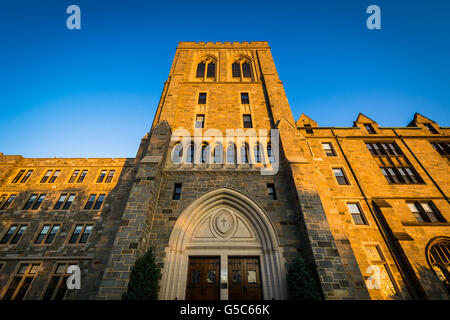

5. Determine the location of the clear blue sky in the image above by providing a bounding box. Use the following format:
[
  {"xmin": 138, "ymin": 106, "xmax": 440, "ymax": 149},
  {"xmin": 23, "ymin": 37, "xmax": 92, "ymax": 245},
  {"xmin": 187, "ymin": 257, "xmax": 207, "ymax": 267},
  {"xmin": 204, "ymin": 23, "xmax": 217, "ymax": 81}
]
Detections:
[{"xmin": 0, "ymin": 0, "xmax": 449, "ymax": 158}]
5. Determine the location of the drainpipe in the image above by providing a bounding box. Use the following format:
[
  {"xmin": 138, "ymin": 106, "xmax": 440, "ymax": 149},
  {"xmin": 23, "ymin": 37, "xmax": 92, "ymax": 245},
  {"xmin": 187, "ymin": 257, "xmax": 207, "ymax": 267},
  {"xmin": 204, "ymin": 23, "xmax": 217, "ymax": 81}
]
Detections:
[{"xmin": 330, "ymin": 129, "xmax": 427, "ymax": 299}]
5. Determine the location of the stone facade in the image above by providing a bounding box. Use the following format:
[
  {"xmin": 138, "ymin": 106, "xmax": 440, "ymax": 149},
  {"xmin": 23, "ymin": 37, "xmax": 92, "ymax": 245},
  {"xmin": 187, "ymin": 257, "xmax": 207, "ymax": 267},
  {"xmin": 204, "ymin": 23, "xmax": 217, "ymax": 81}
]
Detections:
[{"xmin": 0, "ymin": 41, "xmax": 449, "ymax": 300}]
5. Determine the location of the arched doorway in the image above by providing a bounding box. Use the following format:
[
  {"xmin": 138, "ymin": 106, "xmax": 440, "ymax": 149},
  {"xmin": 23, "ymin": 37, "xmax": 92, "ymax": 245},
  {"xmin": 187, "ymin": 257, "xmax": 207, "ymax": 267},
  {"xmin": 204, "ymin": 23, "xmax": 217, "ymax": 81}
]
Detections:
[
  {"xmin": 159, "ymin": 188, "xmax": 287, "ymax": 300},
  {"xmin": 426, "ymin": 237, "xmax": 450, "ymax": 295}
]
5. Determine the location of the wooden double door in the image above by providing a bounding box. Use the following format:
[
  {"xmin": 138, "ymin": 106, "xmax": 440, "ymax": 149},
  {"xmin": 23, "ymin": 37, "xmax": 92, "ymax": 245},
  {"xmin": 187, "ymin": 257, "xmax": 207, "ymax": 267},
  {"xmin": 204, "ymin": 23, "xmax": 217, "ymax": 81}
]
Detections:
[{"xmin": 185, "ymin": 256, "xmax": 262, "ymax": 300}]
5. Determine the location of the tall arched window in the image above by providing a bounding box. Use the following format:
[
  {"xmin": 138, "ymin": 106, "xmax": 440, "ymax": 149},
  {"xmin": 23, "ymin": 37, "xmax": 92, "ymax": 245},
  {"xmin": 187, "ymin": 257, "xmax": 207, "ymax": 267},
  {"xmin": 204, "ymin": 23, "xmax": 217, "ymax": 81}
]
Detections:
[
  {"xmin": 232, "ymin": 58, "xmax": 253, "ymax": 81},
  {"xmin": 226, "ymin": 143, "xmax": 236, "ymax": 164},
  {"xmin": 427, "ymin": 237, "xmax": 450, "ymax": 294},
  {"xmin": 254, "ymin": 145, "xmax": 261, "ymax": 163},
  {"xmin": 213, "ymin": 145, "xmax": 223, "ymax": 164},
  {"xmin": 240, "ymin": 144, "xmax": 249, "ymax": 164},
  {"xmin": 196, "ymin": 62, "xmax": 206, "ymax": 78},
  {"xmin": 267, "ymin": 144, "xmax": 273, "ymax": 163},
  {"xmin": 201, "ymin": 143, "xmax": 210, "ymax": 164},
  {"xmin": 172, "ymin": 144, "xmax": 183, "ymax": 164},
  {"xmin": 207, "ymin": 62, "xmax": 215, "ymax": 78},
  {"xmin": 186, "ymin": 144, "xmax": 195, "ymax": 164}
]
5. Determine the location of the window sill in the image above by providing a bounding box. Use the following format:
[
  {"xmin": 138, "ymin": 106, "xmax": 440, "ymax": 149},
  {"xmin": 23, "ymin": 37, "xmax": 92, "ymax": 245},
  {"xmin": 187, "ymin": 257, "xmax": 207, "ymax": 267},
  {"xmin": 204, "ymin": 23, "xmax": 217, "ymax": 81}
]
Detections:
[{"xmin": 402, "ymin": 221, "xmax": 450, "ymax": 227}]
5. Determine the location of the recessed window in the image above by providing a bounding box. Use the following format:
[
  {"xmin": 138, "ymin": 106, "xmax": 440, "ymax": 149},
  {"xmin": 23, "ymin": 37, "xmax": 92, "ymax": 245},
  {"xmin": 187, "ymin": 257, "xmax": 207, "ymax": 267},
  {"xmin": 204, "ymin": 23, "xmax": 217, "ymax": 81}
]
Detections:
[
  {"xmin": 407, "ymin": 201, "xmax": 446, "ymax": 223},
  {"xmin": 241, "ymin": 92, "xmax": 250, "ymax": 104},
  {"xmin": 226, "ymin": 144, "xmax": 236, "ymax": 164},
  {"xmin": 232, "ymin": 62, "xmax": 241, "ymax": 78},
  {"xmin": 93, "ymin": 194, "xmax": 105, "ymax": 210},
  {"xmin": 23, "ymin": 194, "xmax": 46, "ymax": 210},
  {"xmin": 201, "ymin": 144, "xmax": 209, "ymax": 163},
  {"xmin": 84, "ymin": 194, "xmax": 105, "ymax": 210},
  {"xmin": 424, "ymin": 123, "xmax": 438, "ymax": 134},
  {"xmin": 77, "ymin": 170, "xmax": 88, "ymax": 183},
  {"xmin": 97, "ymin": 170, "xmax": 107, "ymax": 183},
  {"xmin": 172, "ymin": 144, "xmax": 183, "ymax": 164},
  {"xmin": 105, "ymin": 170, "xmax": 115, "ymax": 183},
  {"xmin": 304, "ymin": 124, "xmax": 314, "ymax": 134},
  {"xmin": 267, "ymin": 183, "xmax": 277, "ymax": 200},
  {"xmin": 1, "ymin": 194, "xmax": 16, "ymax": 210},
  {"xmin": 196, "ymin": 62, "xmax": 205, "ymax": 78},
  {"xmin": 322, "ymin": 142, "xmax": 336, "ymax": 156},
  {"xmin": 54, "ymin": 194, "xmax": 75, "ymax": 210},
  {"xmin": 0, "ymin": 225, "xmax": 27, "ymax": 244},
  {"xmin": 206, "ymin": 62, "xmax": 215, "ymax": 78},
  {"xmin": 173, "ymin": 183, "xmax": 182, "ymax": 200},
  {"xmin": 347, "ymin": 203, "xmax": 368, "ymax": 225},
  {"xmin": 40, "ymin": 170, "xmax": 53, "ymax": 183},
  {"xmin": 19, "ymin": 170, "xmax": 33, "ymax": 183},
  {"xmin": 240, "ymin": 145, "xmax": 249, "ymax": 163},
  {"xmin": 48, "ymin": 170, "xmax": 60, "ymax": 183},
  {"xmin": 431, "ymin": 142, "xmax": 450, "ymax": 158},
  {"xmin": 186, "ymin": 144, "xmax": 195, "ymax": 164},
  {"xmin": 43, "ymin": 263, "xmax": 74, "ymax": 300},
  {"xmin": 364, "ymin": 245, "xmax": 398, "ymax": 297},
  {"xmin": 2, "ymin": 263, "xmax": 40, "ymax": 300},
  {"xmin": 242, "ymin": 62, "xmax": 251, "ymax": 78},
  {"xmin": 68, "ymin": 170, "xmax": 80, "ymax": 183},
  {"xmin": 198, "ymin": 92, "xmax": 207, "ymax": 104},
  {"xmin": 35, "ymin": 225, "xmax": 60, "ymax": 244},
  {"xmin": 333, "ymin": 168, "xmax": 349, "ymax": 185},
  {"xmin": 69, "ymin": 224, "xmax": 93, "ymax": 244},
  {"xmin": 213, "ymin": 145, "xmax": 223, "ymax": 164},
  {"xmin": 195, "ymin": 114, "xmax": 205, "ymax": 128},
  {"xmin": 11, "ymin": 170, "xmax": 25, "ymax": 183},
  {"xmin": 364, "ymin": 123, "xmax": 376, "ymax": 134},
  {"xmin": 243, "ymin": 114, "xmax": 252, "ymax": 128},
  {"xmin": 254, "ymin": 145, "xmax": 261, "ymax": 163},
  {"xmin": 366, "ymin": 142, "xmax": 423, "ymax": 184}
]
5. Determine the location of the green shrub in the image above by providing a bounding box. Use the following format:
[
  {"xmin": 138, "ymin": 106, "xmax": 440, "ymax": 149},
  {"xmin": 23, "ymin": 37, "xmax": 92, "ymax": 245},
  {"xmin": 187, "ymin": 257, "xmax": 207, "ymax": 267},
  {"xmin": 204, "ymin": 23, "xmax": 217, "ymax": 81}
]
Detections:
[
  {"xmin": 287, "ymin": 257, "xmax": 323, "ymax": 300},
  {"xmin": 122, "ymin": 248, "xmax": 160, "ymax": 300}
]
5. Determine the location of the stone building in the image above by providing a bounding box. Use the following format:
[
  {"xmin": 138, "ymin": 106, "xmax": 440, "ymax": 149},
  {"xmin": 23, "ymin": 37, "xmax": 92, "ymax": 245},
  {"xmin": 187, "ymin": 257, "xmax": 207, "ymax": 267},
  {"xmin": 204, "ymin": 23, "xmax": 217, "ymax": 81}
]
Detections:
[{"xmin": 0, "ymin": 41, "xmax": 449, "ymax": 300}]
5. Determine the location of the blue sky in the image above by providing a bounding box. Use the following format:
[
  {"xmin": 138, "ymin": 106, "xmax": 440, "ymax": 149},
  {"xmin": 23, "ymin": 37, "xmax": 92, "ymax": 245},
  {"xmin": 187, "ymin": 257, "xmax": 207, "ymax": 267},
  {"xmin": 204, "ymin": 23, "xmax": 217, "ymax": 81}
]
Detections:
[{"xmin": 0, "ymin": 0, "xmax": 449, "ymax": 158}]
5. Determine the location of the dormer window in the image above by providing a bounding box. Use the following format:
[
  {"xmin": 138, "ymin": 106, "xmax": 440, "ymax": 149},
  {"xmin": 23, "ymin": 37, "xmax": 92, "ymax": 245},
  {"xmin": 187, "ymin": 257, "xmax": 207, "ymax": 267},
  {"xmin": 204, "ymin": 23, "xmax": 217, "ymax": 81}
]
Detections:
[
  {"xmin": 424, "ymin": 123, "xmax": 438, "ymax": 134},
  {"xmin": 364, "ymin": 123, "xmax": 376, "ymax": 134}
]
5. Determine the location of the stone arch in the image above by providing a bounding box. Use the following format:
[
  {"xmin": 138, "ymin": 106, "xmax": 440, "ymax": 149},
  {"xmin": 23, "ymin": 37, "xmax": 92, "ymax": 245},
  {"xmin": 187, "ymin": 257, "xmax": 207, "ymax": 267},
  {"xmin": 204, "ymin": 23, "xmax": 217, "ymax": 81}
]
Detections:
[{"xmin": 160, "ymin": 187, "xmax": 287, "ymax": 300}]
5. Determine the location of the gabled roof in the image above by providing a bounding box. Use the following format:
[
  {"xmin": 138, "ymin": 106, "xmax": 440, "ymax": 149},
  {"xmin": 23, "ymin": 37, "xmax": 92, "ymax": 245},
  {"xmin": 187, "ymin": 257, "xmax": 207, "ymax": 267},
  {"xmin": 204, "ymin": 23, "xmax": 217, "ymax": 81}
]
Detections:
[
  {"xmin": 355, "ymin": 113, "xmax": 377, "ymax": 124},
  {"xmin": 296, "ymin": 114, "xmax": 318, "ymax": 127},
  {"xmin": 407, "ymin": 113, "xmax": 436, "ymax": 127}
]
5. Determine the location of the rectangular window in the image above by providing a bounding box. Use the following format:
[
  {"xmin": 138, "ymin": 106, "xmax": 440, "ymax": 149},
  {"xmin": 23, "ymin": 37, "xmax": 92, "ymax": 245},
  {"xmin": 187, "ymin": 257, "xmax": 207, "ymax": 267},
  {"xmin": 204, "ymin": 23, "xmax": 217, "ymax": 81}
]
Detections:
[
  {"xmin": 243, "ymin": 114, "xmax": 253, "ymax": 128},
  {"xmin": 54, "ymin": 194, "xmax": 67, "ymax": 210},
  {"xmin": 195, "ymin": 114, "xmax": 205, "ymax": 128},
  {"xmin": 1, "ymin": 194, "xmax": 16, "ymax": 210},
  {"xmin": 43, "ymin": 263, "xmax": 74, "ymax": 300},
  {"xmin": 69, "ymin": 224, "xmax": 92, "ymax": 244},
  {"xmin": 407, "ymin": 201, "xmax": 446, "ymax": 223},
  {"xmin": 62, "ymin": 194, "xmax": 75, "ymax": 210},
  {"xmin": 198, "ymin": 92, "xmax": 207, "ymax": 104},
  {"xmin": 347, "ymin": 203, "xmax": 368, "ymax": 225},
  {"xmin": 242, "ymin": 63, "xmax": 251, "ymax": 78},
  {"xmin": 23, "ymin": 194, "xmax": 38, "ymax": 210},
  {"xmin": 196, "ymin": 62, "xmax": 205, "ymax": 78},
  {"xmin": 10, "ymin": 226, "xmax": 27, "ymax": 244},
  {"xmin": 333, "ymin": 168, "xmax": 349, "ymax": 185},
  {"xmin": 20, "ymin": 170, "xmax": 33, "ymax": 183},
  {"xmin": 0, "ymin": 194, "xmax": 6, "ymax": 207},
  {"xmin": 241, "ymin": 92, "xmax": 250, "ymax": 104},
  {"xmin": 32, "ymin": 194, "xmax": 46, "ymax": 210},
  {"xmin": 431, "ymin": 142, "xmax": 450, "ymax": 159},
  {"xmin": 232, "ymin": 62, "xmax": 241, "ymax": 77},
  {"xmin": 364, "ymin": 123, "xmax": 376, "ymax": 134},
  {"xmin": 77, "ymin": 170, "xmax": 88, "ymax": 183},
  {"xmin": 97, "ymin": 170, "xmax": 107, "ymax": 183},
  {"xmin": 424, "ymin": 123, "xmax": 438, "ymax": 134},
  {"xmin": 93, "ymin": 194, "xmax": 105, "ymax": 210},
  {"xmin": 40, "ymin": 170, "xmax": 53, "ymax": 183},
  {"xmin": 84, "ymin": 194, "xmax": 97, "ymax": 210},
  {"xmin": 173, "ymin": 183, "xmax": 182, "ymax": 200},
  {"xmin": 1, "ymin": 225, "xmax": 18, "ymax": 244},
  {"xmin": 48, "ymin": 170, "xmax": 60, "ymax": 183},
  {"xmin": 366, "ymin": 142, "xmax": 423, "ymax": 184},
  {"xmin": 304, "ymin": 124, "xmax": 314, "ymax": 134},
  {"xmin": 35, "ymin": 225, "xmax": 60, "ymax": 244},
  {"xmin": 364, "ymin": 246, "xmax": 398, "ymax": 297},
  {"xmin": 12, "ymin": 170, "xmax": 25, "ymax": 183},
  {"xmin": 104, "ymin": 170, "xmax": 115, "ymax": 183},
  {"xmin": 267, "ymin": 183, "xmax": 277, "ymax": 200},
  {"xmin": 322, "ymin": 142, "xmax": 336, "ymax": 156},
  {"xmin": 68, "ymin": 170, "xmax": 80, "ymax": 183},
  {"xmin": 2, "ymin": 263, "xmax": 40, "ymax": 300}
]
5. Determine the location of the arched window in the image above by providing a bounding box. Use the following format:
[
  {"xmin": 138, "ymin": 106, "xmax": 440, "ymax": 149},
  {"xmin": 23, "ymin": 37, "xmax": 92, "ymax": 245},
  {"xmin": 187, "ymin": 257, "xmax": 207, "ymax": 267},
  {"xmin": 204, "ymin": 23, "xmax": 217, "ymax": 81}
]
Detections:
[
  {"xmin": 201, "ymin": 143, "xmax": 210, "ymax": 164},
  {"xmin": 240, "ymin": 144, "xmax": 248, "ymax": 164},
  {"xmin": 207, "ymin": 62, "xmax": 215, "ymax": 78},
  {"xmin": 186, "ymin": 144, "xmax": 195, "ymax": 164},
  {"xmin": 427, "ymin": 238, "xmax": 450, "ymax": 294},
  {"xmin": 232, "ymin": 62, "xmax": 241, "ymax": 78},
  {"xmin": 226, "ymin": 143, "xmax": 236, "ymax": 164},
  {"xmin": 172, "ymin": 144, "xmax": 183, "ymax": 164},
  {"xmin": 196, "ymin": 62, "xmax": 206, "ymax": 78},
  {"xmin": 254, "ymin": 145, "xmax": 261, "ymax": 163},
  {"xmin": 267, "ymin": 144, "xmax": 273, "ymax": 163},
  {"xmin": 242, "ymin": 62, "xmax": 251, "ymax": 78},
  {"xmin": 213, "ymin": 145, "xmax": 223, "ymax": 164}
]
